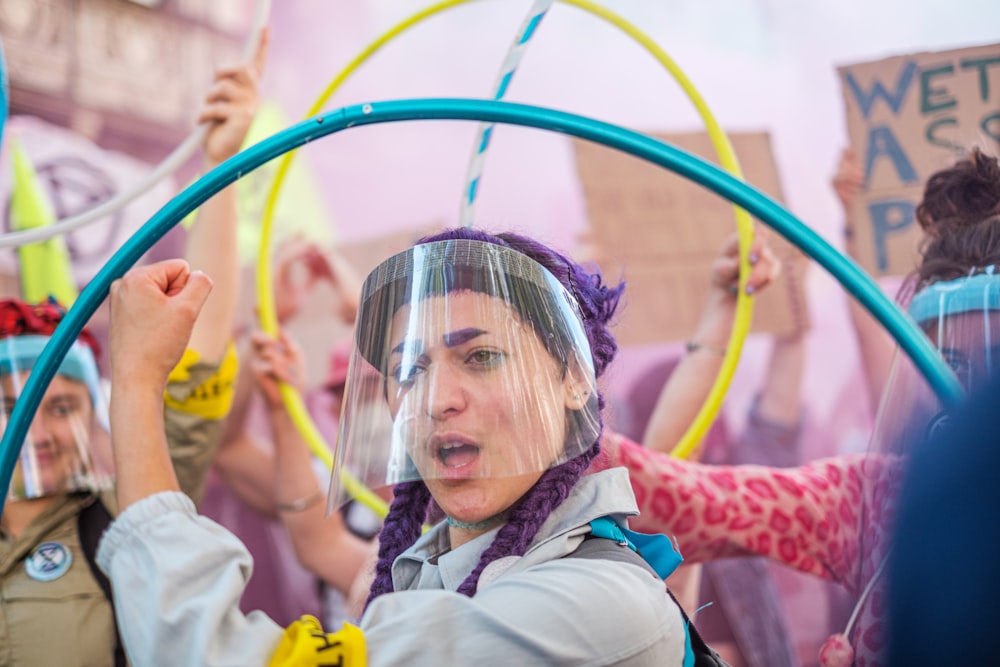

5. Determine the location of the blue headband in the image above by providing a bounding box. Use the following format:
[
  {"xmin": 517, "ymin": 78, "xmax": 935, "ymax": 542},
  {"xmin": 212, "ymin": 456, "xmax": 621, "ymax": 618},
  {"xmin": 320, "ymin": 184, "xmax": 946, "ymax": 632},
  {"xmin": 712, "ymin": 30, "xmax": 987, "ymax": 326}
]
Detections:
[
  {"xmin": 907, "ymin": 269, "xmax": 1000, "ymax": 324},
  {"xmin": 0, "ymin": 335, "xmax": 104, "ymax": 413}
]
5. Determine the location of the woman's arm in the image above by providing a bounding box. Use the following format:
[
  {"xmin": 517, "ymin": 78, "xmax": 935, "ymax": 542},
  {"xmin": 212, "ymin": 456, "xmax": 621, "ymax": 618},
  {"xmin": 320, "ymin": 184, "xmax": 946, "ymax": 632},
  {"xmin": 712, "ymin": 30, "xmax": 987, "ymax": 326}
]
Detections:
[
  {"xmin": 184, "ymin": 30, "xmax": 268, "ymax": 365},
  {"xmin": 642, "ymin": 229, "xmax": 781, "ymax": 456},
  {"xmin": 834, "ymin": 147, "xmax": 895, "ymax": 416},
  {"xmin": 103, "ymin": 259, "xmax": 286, "ymax": 666},
  {"xmin": 109, "ymin": 260, "xmax": 212, "ymax": 507},
  {"xmin": 160, "ymin": 33, "xmax": 268, "ymax": 506},
  {"xmin": 601, "ymin": 431, "xmax": 867, "ymax": 595},
  {"xmin": 250, "ymin": 330, "xmax": 373, "ymax": 596}
]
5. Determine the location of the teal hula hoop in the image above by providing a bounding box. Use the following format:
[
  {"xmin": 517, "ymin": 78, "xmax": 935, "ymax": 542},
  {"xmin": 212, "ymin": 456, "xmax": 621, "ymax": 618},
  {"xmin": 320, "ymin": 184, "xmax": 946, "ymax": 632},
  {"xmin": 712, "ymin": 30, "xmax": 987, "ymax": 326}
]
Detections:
[{"xmin": 0, "ymin": 98, "xmax": 964, "ymax": 509}]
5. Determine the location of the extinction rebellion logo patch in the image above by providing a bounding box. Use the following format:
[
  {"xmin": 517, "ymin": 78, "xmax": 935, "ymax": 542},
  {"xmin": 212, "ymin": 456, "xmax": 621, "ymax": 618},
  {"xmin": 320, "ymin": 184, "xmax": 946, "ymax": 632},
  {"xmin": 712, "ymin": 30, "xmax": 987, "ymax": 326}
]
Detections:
[{"xmin": 24, "ymin": 541, "xmax": 73, "ymax": 582}]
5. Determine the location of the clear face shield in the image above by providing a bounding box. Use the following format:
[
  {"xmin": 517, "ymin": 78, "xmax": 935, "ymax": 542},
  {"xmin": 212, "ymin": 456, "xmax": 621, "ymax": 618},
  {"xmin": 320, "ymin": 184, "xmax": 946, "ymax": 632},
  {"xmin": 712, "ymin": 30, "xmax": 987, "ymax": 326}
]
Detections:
[
  {"xmin": 860, "ymin": 271, "xmax": 1000, "ymax": 560},
  {"xmin": 1, "ymin": 336, "xmax": 113, "ymax": 501},
  {"xmin": 871, "ymin": 270, "xmax": 1000, "ymax": 459},
  {"xmin": 329, "ymin": 239, "xmax": 600, "ymax": 510}
]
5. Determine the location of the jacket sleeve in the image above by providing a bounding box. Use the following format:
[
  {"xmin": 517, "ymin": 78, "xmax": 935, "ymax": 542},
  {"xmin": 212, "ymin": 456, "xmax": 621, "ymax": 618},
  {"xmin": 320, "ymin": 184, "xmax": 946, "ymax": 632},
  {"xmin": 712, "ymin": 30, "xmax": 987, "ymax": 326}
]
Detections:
[
  {"xmin": 96, "ymin": 493, "xmax": 686, "ymax": 667},
  {"xmin": 96, "ymin": 491, "xmax": 284, "ymax": 667},
  {"xmin": 164, "ymin": 343, "xmax": 238, "ymax": 507},
  {"xmin": 601, "ymin": 430, "xmax": 867, "ymax": 595}
]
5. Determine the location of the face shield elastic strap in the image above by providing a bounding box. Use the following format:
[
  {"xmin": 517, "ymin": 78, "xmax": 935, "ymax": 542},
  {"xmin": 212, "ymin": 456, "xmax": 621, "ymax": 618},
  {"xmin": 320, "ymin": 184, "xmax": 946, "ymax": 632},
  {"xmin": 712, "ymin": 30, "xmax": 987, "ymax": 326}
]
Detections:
[
  {"xmin": 908, "ymin": 267, "xmax": 1000, "ymax": 324},
  {"xmin": 0, "ymin": 335, "xmax": 107, "ymax": 430},
  {"xmin": 908, "ymin": 268, "xmax": 1000, "ymax": 386}
]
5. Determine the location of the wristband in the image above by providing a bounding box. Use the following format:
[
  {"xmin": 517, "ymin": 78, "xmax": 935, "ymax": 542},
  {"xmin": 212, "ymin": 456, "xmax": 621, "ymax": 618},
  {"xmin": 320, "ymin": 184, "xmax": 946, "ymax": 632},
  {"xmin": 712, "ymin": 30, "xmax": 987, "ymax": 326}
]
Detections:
[
  {"xmin": 276, "ymin": 490, "xmax": 323, "ymax": 513},
  {"xmin": 685, "ymin": 340, "xmax": 727, "ymax": 356}
]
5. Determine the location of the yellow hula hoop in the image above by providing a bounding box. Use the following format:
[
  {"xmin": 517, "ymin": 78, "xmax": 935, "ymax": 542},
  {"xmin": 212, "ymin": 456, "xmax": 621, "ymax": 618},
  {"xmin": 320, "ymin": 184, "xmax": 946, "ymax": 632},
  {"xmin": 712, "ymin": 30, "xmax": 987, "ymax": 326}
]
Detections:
[{"xmin": 258, "ymin": 0, "xmax": 754, "ymax": 518}]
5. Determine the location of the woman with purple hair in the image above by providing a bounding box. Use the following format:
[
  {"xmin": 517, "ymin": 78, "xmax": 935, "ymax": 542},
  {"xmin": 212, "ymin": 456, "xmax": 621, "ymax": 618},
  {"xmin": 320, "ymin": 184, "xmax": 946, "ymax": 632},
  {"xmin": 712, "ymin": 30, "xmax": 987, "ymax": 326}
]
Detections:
[{"xmin": 94, "ymin": 227, "xmax": 726, "ymax": 666}]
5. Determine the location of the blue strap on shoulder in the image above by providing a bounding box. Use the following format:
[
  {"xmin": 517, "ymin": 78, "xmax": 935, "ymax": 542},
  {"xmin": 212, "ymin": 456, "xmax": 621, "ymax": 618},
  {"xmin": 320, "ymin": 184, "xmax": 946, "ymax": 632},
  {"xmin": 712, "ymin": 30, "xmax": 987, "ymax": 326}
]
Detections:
[
  {"xmin": 587, "ymin": 517, "xmax": 683, "ymax": 579},
  {"xmin": 588, "ymin": 517, "xmax": 693, "ymax": 667}
]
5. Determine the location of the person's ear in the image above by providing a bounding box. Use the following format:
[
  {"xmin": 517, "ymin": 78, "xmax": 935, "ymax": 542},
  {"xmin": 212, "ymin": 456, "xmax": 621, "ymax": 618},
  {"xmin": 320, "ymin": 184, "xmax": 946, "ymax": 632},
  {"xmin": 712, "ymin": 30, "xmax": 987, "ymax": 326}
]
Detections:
[{"xmin": 562, "ymin": 365, "xmax": 592, "ymax": 411}]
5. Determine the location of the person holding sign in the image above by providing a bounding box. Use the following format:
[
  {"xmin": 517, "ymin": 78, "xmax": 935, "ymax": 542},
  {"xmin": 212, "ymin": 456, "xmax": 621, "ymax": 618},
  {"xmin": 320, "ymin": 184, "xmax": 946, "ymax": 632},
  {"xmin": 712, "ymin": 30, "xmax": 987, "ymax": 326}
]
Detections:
[
  {"xmin": 598, "ymin": 146, "xmax": 1000, "ymax": 667},
  {"xmin": 94, "ymin": 228, "xmax": 735, "ymax": 666},
  {"xmin": 834, "ymin": 147, "xmax": 900, "ymax": 416}
]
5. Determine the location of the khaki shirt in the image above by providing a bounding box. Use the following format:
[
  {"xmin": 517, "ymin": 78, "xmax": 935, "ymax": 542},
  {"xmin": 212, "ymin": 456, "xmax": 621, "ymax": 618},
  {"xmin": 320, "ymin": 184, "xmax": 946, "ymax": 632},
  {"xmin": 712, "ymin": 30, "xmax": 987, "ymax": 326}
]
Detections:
[{"xmin": 0, "ymin": 350, "xmax": 235, "ymax": 667}]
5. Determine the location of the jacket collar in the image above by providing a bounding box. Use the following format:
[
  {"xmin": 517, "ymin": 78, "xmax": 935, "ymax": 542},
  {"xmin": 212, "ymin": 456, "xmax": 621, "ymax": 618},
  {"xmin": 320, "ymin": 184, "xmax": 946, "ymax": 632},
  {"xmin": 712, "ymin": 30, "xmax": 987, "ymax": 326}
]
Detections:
[{"xmin": 391, "ymin": 467, "xmax": 638, "ymax": 591}]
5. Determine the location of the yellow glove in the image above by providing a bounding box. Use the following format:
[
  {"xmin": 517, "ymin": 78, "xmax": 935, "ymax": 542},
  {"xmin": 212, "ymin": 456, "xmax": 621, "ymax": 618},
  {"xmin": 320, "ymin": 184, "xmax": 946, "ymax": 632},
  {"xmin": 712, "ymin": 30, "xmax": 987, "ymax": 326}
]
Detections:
[{"xmin": 268, "ymin": 616, "xmax": 366, "ymax": 667}]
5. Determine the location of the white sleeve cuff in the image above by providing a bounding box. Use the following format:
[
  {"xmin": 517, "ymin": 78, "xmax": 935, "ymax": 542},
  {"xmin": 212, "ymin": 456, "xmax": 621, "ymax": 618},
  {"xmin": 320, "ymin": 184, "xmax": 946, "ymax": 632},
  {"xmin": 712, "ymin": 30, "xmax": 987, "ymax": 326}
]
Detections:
[{"xmin": 95, "ymin": 491, "xmax": 196, "ymax": 573}]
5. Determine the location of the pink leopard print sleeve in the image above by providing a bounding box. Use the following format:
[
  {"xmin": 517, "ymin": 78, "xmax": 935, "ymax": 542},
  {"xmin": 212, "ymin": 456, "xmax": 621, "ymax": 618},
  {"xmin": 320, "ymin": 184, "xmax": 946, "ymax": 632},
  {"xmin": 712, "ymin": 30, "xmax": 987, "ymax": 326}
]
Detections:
[{"xmin": 595, "ymin": 431, "xmax": 868, "ymax": 597}]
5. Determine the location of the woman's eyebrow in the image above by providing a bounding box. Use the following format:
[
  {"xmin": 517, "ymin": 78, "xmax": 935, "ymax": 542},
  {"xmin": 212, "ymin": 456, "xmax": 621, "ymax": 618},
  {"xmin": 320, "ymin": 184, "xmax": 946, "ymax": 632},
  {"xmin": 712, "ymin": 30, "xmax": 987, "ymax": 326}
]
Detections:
[
  {"xmin": 390, "ymin": 328, "xmax": 488, "ymax": 355},
  {"xmin": 390, "ymin": 340, "xmax": 422, "ymax": 356},
  {"xmin": 443, "ymin": 328, "xmax": 487, "ymax": 348}
]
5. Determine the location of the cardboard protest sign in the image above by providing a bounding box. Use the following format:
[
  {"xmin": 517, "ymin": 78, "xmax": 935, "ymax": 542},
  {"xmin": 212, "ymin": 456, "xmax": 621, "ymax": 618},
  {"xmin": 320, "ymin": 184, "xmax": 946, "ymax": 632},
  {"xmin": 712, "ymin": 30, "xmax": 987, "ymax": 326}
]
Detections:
[
  {"xmin": 573, "ymin": 131, "xmax": 809, "ymax": 346},
  {"xmin": 838, "ymin": 42, "xmax": 1000, "ymax": 276}
]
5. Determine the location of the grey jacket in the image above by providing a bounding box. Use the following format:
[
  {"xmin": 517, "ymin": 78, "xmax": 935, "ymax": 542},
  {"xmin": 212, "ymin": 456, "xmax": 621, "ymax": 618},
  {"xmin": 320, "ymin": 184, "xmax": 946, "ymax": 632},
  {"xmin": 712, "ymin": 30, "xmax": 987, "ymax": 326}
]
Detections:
[{"xmin": 97, "ymin": 467, "xmax": 687, "ymax": 666}]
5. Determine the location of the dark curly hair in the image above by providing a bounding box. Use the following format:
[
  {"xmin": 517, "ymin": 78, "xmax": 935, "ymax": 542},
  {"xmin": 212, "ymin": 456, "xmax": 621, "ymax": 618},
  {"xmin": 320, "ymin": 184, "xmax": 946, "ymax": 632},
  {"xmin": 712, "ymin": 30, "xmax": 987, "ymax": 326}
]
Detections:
[
  {"xmin": 365, "ymin": 228, "xmax": 624, "ymax": 607},
  {"xmin": 898, "ymin": 148, "xmax": 1000, "ymax": 301}
]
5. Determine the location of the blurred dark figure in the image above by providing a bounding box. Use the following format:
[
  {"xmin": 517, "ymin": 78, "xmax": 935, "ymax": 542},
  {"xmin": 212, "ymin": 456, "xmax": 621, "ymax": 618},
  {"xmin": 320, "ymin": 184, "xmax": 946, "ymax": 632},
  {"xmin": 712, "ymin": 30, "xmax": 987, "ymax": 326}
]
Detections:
[{"xmin": 888, "ymin": 370, "xmax": 1000, "ymax": 666}]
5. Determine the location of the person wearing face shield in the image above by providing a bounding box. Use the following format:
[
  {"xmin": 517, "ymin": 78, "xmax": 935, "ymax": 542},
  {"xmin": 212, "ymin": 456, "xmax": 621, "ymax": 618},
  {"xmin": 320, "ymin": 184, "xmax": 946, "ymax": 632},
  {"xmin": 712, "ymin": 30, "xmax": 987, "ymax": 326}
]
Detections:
[
  {"xmin": 591, "ymin": 147, "xmax": 1000, "ymax": 667},
  {"xmin": 222, "ymin": 231, "xmax": 781, "ymax": 635},
  {"xmin": 0, "ymin": 305, "xmax": 111, "ymax": 503},
  {"xmin": 95, "ymin": 228, "xmax": 736, "ymax": 667},
  {"xmin": 888, "ymin": 325, "xmax": 1000, "ymax": 667},
  {"xmin": 0, "ymin": 31, "xmax": 267, "ymax": 667},
  {"xmin": 0, "ymin": 297, "xmax": 235, "ymax": 667}
]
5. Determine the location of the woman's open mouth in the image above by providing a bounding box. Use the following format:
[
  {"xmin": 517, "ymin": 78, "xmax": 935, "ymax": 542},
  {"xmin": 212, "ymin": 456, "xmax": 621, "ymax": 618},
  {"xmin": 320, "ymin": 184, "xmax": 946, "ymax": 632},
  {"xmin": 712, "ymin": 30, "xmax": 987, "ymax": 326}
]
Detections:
[
  {"xmin": 432, "ymin": 437, "xmax": 482, "ymax": 479},
  {"xmin": 438, "ymin": 441, "xmax": 480, "ymax": 467}
]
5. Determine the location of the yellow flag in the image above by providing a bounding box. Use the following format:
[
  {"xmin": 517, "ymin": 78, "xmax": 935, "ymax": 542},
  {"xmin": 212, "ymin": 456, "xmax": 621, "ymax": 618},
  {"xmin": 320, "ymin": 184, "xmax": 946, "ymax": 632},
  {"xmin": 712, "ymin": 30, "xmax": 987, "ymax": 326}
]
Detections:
[{"xmin": 10, "ymin": 135, "xmax": 78, "ymax": 306}]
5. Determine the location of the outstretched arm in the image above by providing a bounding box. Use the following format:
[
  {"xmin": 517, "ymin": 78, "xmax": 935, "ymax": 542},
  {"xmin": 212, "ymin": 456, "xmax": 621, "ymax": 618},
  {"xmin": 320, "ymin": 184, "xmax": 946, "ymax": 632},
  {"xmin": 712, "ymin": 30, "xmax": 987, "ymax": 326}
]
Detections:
[
  {"xmin": 212, "ymin": 238, "xmax": 363, "ymax": 517},
  {"xmin": 103, "ymin": 259, "xmax": 287, "ymax": 665},
  {"xmin": 162, "ymin": 33, "xmax": 269, "ymax": 506},
  {"xmin": 184, "ymin": 30, "xmax": 268, "ymax": 364},
  {"xmin": 642, "ymin": 229, "xmax": 781, "ymax": 456},
  {"xmin": 599, "ymin": 431, "xmax": 869, "ymax": 596},
  {"xmin": 250, "ymin": 329, "xmax": 372, "ymax": 597},
  {"xmin": 834, "ymin": 148, "xmax": 894, "ymax": 417},
  {"xmin": 110, "ymin": 261, "xmax": 214, "ymax": 509}
]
